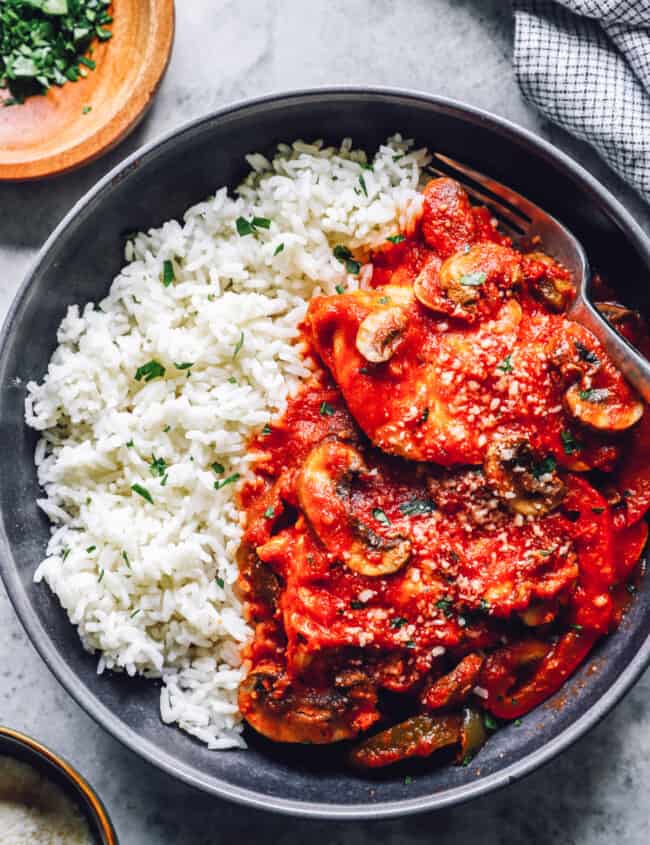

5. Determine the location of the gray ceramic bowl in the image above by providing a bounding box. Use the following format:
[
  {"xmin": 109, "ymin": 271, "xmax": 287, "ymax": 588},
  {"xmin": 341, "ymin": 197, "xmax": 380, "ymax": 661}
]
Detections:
[
  {"xmin": 0, "ymin": 88, "xmax": 649, "ymax": 820},
  {"xmin": 0, "ymin": 726, "xmax": 118, "ymax": 843}
]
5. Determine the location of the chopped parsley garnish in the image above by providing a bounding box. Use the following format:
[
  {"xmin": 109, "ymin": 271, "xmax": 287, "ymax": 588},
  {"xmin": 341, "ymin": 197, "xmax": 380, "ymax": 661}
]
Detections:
[
  {"xmin": 149, "ymin": 455, "xmax": 167, "ymax": 478},
  {"xmin": 560, "ymin": 429, "xmax": 581, "ymax": 455},
  {"xmin": 264, "ymin": 506, "xmax": 275, "ymax": 519},
  {"xmin": 162, "ymin": 259, "xmax": 175, "ymax": 287},
  {"xmin": 232, "ymin": 331, "xmax": 244, "ymax": 359},
  {"xmin": 404, "ymin": 775, "xmax": 413, "ymax": 785},
  {"xmin": 211, "ymin": 462, "xmax": 225, "ymax": 474},
  {"xmin": 273, "ymin": 243, "xmax": 284, "ymax": 256},
  {"xmin": 131, "ymin": 483, "xmax": 153, "ymax": 504},
  {"xmin": 82, "ymin": 104, "xmax": 91, "ymax": 114},
  {"xmin": 358, "ymin": 174, "xmax": 368, "ymax": 196},
  {"xmin": 174, "ymin": 362, "xmax": 193, "ymax": 370},
  {"xmin": 261, "ymin": 424, "xmax": 272, "ymax": 436},
  {"xmin": 627, "ymin": 583, "xmax": 637, "ymax": 594},
  {"xmin": 130, "ymin": 609, "xmax": 140, "ymax": 618},
  {"xmin": 479, "ymin": 598, "xmax": 491, "ymax": 613},
  {"xmin": 531, "ymin": 456, "xmax": 557, "ymax": 479},
  {"xmin": 579, "ymin": 388, "xmax": 610, "ymax": 403},
  {"xmin": 514, "ymin": 719, "xmax": 522, "ymax": 727},
  {"xmin": 574, "ymin": 340, "xmax": 599, "ymax": 365},
  {"xmin": 333, "ymin": 244, "xmax": 361, "ymax": 275},
  {"xmin": 163, "ymin": 425, "xmax": 171, "ymax": 433},
  {"xmin": 319, "ymin": 401, "xmax": 335, "ymax": 416},
  {"xmin": 387, "ymin": 234, "xmax": 406, "ymax": 244},
  {"xmin": 405, "ymin": 640, "xmax": 416, "ymax": 649},
  {"xmin": 236, "ymin": 216, "xmax": 271, "ymax": 236},
  {"xmin": 86, "ymin": 545, "xmax": 96, "ymax": 553},
  {"xmin": 459, "ymin": 271, "xmax": 486, "ymax": 287},
  {"xmin": 390, "ymin": 616, "xmax": 407, "ymax": 629},
  {"xmin": 61, "ymin": 548, "xmax": 70, "ymax": 561},
  {"xmin": 135, "ymin": 360, "xmax": 165, "ymax": 383},
  {"xmin": 126, "ymin": 439, "xmax": 134, "ymax": 448},
  {"xmin": 122, "ymin": 551, "xmax": 131, "ymax": 568},
  {"xmin": 496, "ymin": 354, "xmax": 513, "ymax": 373},
  {"xmin": 0, "ymin": 0, "xmax": 113, "ymax": 103},
  {"xmin": 214, "ymin": 473, "xmax": 240, "ymax": 490},
  {"xmin": 461, "ymin": 752, "xmax": 474, "ymax": 766},
  {"xmin": 335, "ymin": 284, "xmax": 345, "ymax": 294},
  {"xmin": 435, "ymin": 597, "xmax": 454, "ymax": 615},
  {"xmin": 419, "ymin": 407, "xmax": 429, "ymax": 424},
  {"xmin": 399, "ymin": 498, "xmax": 436, "ymax": 516},
  {"xmin": 484, "ymin": 713, "xmax": 498, "ymax": 731},
  {"xmin": 97, "ymin": 568, "xmax": 104, "ymax": 583},
  {"xmin": 571, "ymin": 624, "xmax": 584, "ymax": 632},
  {"xmin": 378, "ymin": 296, "xmax": 389, "ymax": 305},
  {"xmin": 215, "ymin": 575, "xmax": 225, "ymax": 589},
  {"xmin": 372, "ymin": 507, "xmax": 390, "ymax": 526},
  {"xmin": 360, "ymin": 162, "xmax": 373, "ymax": 171},
  {"xmin": 350, "ymin": 600, "xmax": 364, "ymax": 610}
]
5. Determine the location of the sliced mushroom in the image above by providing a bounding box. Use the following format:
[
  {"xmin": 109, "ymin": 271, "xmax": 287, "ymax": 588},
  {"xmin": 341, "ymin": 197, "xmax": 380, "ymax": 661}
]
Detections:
[
  {"xmin": 297, "ymin": 436, "xmax": 411, "ymax": 577},
  {"xmin": 524, "ymin": 252, "xmax": 574, "ymax": 312},
  {"xmin": 596, "ymin": 301, "xmax": 644, "ymax": 330},
  {"xmin": 564, "ymin": 383, "xmax": 643, "ymax": 432},
  {"xmin": 355, "ymin": 304, "xmax": 409, "ymax": 362},
  {"xmin": 484, "ymin": 435, "xmax": 566, "ymax": 516}
]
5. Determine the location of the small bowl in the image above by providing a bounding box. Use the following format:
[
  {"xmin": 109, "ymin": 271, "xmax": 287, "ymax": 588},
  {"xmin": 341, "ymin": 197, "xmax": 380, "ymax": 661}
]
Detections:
[
  {"xmin": 0, "ymin": 0, "xmax": 174, "ymax": 180},
  {"xmin": 0, "ymin": 726, "xmax": 118, "ymax": 844}
]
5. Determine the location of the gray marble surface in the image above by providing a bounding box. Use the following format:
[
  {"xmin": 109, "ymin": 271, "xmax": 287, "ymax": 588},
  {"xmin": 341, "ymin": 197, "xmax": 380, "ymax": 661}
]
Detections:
[{"xmin": 1, "ymin": 1, "xmax": 649, "ymax": 842}]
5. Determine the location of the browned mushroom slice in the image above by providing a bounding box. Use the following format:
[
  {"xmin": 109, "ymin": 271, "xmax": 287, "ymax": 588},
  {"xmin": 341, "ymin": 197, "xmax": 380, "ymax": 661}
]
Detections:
[
  {"xmin": 296, "ymin": 436, "xmax": 412, "ymax": 577},
  {"xmin": 355, "ymin": 305, "xmax": 409, "ymax": 362},
  {"xmin": 484, "ymin": 435, "xmax": 566, "ymax": 516},
  {"xmin": 564, "ymin": 383, "xmax": 644, "ymax": 432},
  {"xmin": 524, "ymin": 252, "xmax": 574, "ymax": 312},
  {"xmin": 596, "ymin": 301, "xmax": 645, "ymax": 333}
]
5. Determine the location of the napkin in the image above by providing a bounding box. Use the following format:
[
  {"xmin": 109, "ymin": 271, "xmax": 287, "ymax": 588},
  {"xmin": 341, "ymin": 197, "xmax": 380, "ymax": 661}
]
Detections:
[{"xmin": 513, "ymin": 0, "xmax": 650, "ymax": 203}]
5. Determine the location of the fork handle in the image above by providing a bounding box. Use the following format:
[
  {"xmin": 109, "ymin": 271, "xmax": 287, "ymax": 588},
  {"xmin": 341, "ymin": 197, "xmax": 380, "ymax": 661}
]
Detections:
[{"xmin": 568, "ymin": 295, "xmax": 650, "ymax": 403}]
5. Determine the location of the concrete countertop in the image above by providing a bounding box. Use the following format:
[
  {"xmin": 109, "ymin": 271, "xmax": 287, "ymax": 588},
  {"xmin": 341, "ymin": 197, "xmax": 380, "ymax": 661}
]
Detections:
[{"xmin": 1, "ymin": 2, "xmax": 649, "ymax": 842}]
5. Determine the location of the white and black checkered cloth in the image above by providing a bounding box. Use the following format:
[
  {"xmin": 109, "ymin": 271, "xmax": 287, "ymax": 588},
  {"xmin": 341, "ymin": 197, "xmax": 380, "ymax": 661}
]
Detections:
[{"xmin": 513, "ymin": 0, "xmax": 650, "ymax": 203}]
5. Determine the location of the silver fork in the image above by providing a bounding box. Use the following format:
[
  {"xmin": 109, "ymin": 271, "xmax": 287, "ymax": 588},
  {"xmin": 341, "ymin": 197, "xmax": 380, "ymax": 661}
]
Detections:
[{"xmin": 428, "ymin": 153, "xmax": 650, "ymax": 402}]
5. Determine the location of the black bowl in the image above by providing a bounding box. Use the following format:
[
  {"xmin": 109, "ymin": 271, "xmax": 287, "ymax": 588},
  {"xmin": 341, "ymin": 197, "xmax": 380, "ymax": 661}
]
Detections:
[
  {"xmin": 0, "ymin": 726, "xmax": 118, "ymax": 843},
  {"xmin": 0, "ymin": 88, "xmax": 648, "ymax": 819}
]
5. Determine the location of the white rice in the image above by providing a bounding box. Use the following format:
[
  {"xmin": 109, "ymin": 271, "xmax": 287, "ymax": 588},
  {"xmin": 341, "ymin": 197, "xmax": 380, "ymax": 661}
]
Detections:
[
  {"xmin": 25, "ymin": 136, "xmax": 430, "ymax": 748},
  {"xmin": 0, "ymin": 757, "xmax": 92, "ymax": 845}
]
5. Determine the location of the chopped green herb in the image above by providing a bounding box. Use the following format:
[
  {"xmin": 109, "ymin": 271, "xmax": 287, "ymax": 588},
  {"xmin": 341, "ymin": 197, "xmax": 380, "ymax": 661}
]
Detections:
[
  {"xmin": 390, "ymin": 616, "xmax": 407, "ymax": 629},
  {"xmin": 514, "ymin": 719, "xmax": 522, "ymax": 727},
  {"xmin": 233, "ymin": 331, "xmax": 244, "ymax": 359},
  {"xmin": 419, "ymin": 407, "xmax": 429, "ymax": 424},
  {"xmin": 399, "ymin": 498, "xmax": 436, "ymax": 516},
  {"xmin": 405, "ymin": 640, "xmax": 416, "ymax": 649},
  {"xmin": 479, "ymin": 598, "xmax": 491, "ymax": 613},
  {"xmin": 387, "ymin": 234, "xmax": 406, "ymax": 244},
  {"xmin": 261, "ymin": 424, "xmax": 272, "ymax": 436},
  {"xmin": 86, "ymin": 545, "xmax": 96, "ymax": 553},
  {"xmin": 335, "ymin": 284, "xmax": 345, "ymax": 294},
  {"xmin": 484, "ymin": 713, "xmax": 498, "ymax": 731},
  {"xmin": 273, "ymin": 243, "xmax": 284, "ymax": 256},
  {"xmin": 161, "ymin": 473, "xmax": 168, "ymax": 487},
  {"xmin": 252, "ymin": 216, "xmax": 271, "ymax": 229},
  {"xmin": 360, "ymin": 162, "xmax": 373, "ymax": 171},
  {"xmin": 126, "ymin": 439, "xmax": 134, "ymax": 448},
  {"xmin": 560, "ymin": 429, "xmax": 581, "ymax": 455},
  {"xmin": 574, "ymin": 341, "xmax": 599, "ymax": 365},
  {"xmin": 319, "ymin": 401, "xmax": 335, "ymax": 417},
  {"xmin": 571, "ymin": 624, "xmax": 584, "ymax": 632},
  {"xmin": 497, "ymin": 354, "xmax": 513, "ymax": 373},
  {"xmin": 122, "ymin": 551, "xmax": 131, "ymax": 568},
  {"xmin": 236, "ymin": 216, "xmax": 254, "ymax": 236},
  {"xmin": 163, "ymin": 425, "xmax": 171, "ymax": 433},
  {"xmin": 404, "ymin": 775, "xmax": 413, "ymax": 784},
  {"xmin": 578, "ymin": 388, "xmax": 610, "ymax": 403},
  {"xmin": 358, "ymin": 174, "xmax": 368, "ymax": 197},
  {"xmin": 462, "ymin": 752, "xmax": 474, "ymax": 766},
  {"xmin": 131, "ymin": 483, "xmax": 153, "ymax": 504},
  {"xmin": 626, "ymin": 583, "xmax": 637, "ymax": 594},
  {"xmin": 61, "ymin": 548, "xmax": 70, "ymax": 561},
  {"xmin": 82, "ymin": 104, "xmax": 91, "ymax": 114},
  {"xmin": 97, "ymin": 568, "xmax": 104, "ymax": 583},
  {"xmin": 214, "ymin": 473, "xmax": 240, "ymax": 490},
  {"xmin": 435, "ymin": 597, "xmax": 454, "ymax": 615},
  {"xmin": 264, "ymin": 506, "xmax": 275, "ymax": 519},
  {"xmin": 135, "ymin": 360, "xmax": 165, "ymax": 383},
  {"xmin": 372, "ymin": 507, "xmax": 390, "ymax": 526},
  {"xmin": 378, "ymin": 296, "xmax": 389, "ymax": 305},
  {"xmin": 130, "ymin": 609, "xmax": 140, "ymax": 618},
  {"xmin": 459, "ymin": 271, "xmax": 486, "ymax": 287},
  {"xmin": 531, "ymin": 456, "xmax": 557, "ymax": 479},
  {"xmin": 350, "ymin": 600, "xmax": 364, "ymax": 610},
  {"xmin": 333, "ymin": 244, "xmax": 361, "ymax": 275},
  {"xmin": 149, "ymin": 455, "xmax": 167, "ymax": 478},
  {"xmin": 0, "ymin": 0, "xmax": 112, "ymax": 103},
  {"xmin": 211, "ymin": 462, "xmax": 225, "ymax": 474},
  {"xmin": 174, "ymin": 362, "xmax": 193, "ymax": 370},
  {"xmin": 215, "ymin": 575, "xmax": 225, "ymax": 589},
  {"xmin": 228, "ymin": 377, "xmax": 237, "ymax": 384}
]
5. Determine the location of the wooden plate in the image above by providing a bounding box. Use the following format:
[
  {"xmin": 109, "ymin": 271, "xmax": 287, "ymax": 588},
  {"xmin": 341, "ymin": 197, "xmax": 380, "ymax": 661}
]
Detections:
[{"xmin": 0, "ymin": 0, "xmax": 174, "ymax": 180}]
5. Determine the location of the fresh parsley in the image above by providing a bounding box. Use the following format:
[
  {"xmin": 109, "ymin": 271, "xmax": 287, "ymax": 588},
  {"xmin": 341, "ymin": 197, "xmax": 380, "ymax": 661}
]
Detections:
[
  {"xmin": 273, "ymin": 243, "xmax": 284, "ymax": 256},
  {"xmin": 264, "ymin": 506, "xmax": 275, "ymax": 519},
  {"xmin": 236, "ymin": 216, "xmax": 271, "ymax": 236},
  {"xmin": 131, "ymin": 483, "xmax": 153, "ymax": 504},
  {"xmin": 496, "ymin": 354, "xmax": 513, "ymax": 373},
  {"xmin": 214, "ymin": 473, "xmax": 240, "ymax": 490},
  {"xmin": 387, "ymin": 234, "xmax": 406, "ymax": 244},
  {"xmin": 399, "ymin": 498, "xmax": 436, "ymax": 516},
  {"xmin": 560, "ymin": 429, "xmax": 581, "ymax": 455},
  {"xmin": 135, "ymin": 360, "xmax": 165, "ymax": 383},
  {"xmin": 459, "ymin": 271, "xmax": 486, "ymax": 287},
  {"xmin": 574, "ymin": 341, "xmax": 599, "ymax": 365},
  {"xmin": 578, "ymin": 387, "xmax": 610, "ymax": 403},
  {"xmin": 162, "ymin": 259, "xmax": 175, "ymax": 287},
  {"xmin": 319, "ymin": 401, "xmax": 335, "ymax": 416},
  {"xmin": 358, "ymin": 174, "xmax": 368, "ymax": 197},
  {"xmin": 233, "ymin": 331, "xmax": 244, "ymax": 359},
  {"xmin": 372, "ymin": 507, "xmax": 390, "ymax": 526},
  {"xmin": 333, "ymin": 244, "xmax": 361, "ymax": 275},
  {"xmin": 174, "ymin": 362, "xmax": 193, "ymax": 370},
  {"xmin": 149, "ymin": 455, "xmax": 167, "ymax": 479}
]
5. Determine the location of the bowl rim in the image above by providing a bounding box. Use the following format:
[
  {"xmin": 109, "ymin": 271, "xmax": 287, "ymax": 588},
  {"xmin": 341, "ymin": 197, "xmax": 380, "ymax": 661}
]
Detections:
[
  {"xmin": 1, "ymin": 85, "xmax": 649, "ymax": 820},
  {"xmin": 0, "ymin": 725, "xmax": 119, "ymax": 843}
]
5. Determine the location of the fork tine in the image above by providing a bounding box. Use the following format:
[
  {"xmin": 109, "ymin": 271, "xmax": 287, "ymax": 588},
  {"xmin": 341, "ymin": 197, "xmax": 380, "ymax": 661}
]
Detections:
[
  {"xmin": 426, "ymin": 164, "xmax": 528, "ymax": 236},
  {"xmin": 433, "ymin": 153, "xmax": 539, "ymax": 223}
]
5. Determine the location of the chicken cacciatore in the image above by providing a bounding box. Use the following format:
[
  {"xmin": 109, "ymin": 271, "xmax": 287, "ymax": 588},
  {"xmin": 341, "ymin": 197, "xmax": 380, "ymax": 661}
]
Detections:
[{"xmin": 237, "ymin": 177, "xmax": 650, "ymax": 770}]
